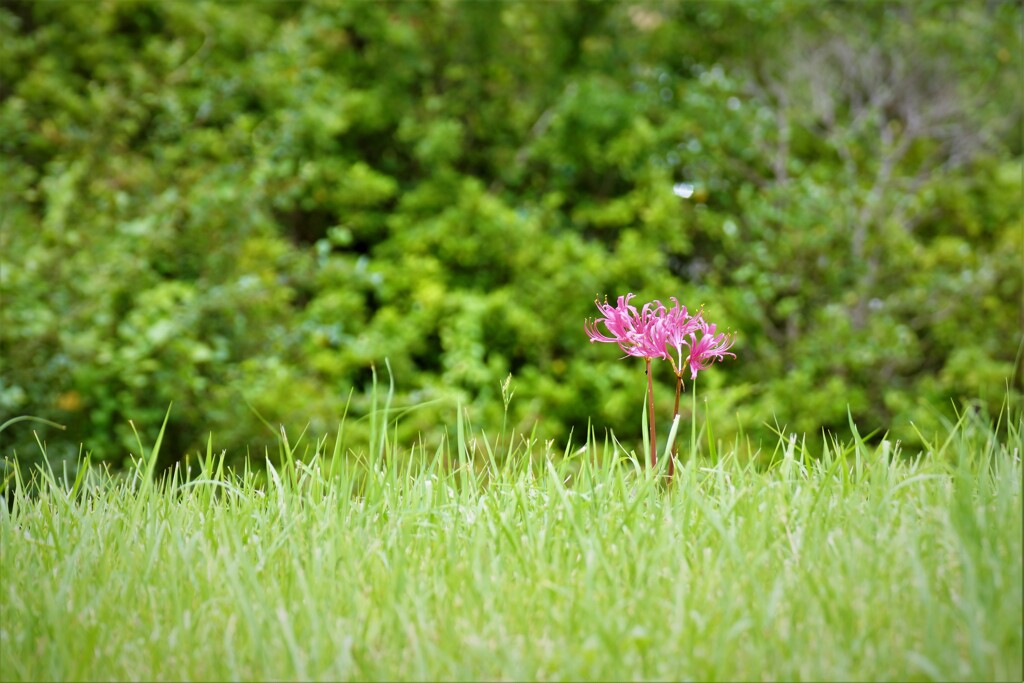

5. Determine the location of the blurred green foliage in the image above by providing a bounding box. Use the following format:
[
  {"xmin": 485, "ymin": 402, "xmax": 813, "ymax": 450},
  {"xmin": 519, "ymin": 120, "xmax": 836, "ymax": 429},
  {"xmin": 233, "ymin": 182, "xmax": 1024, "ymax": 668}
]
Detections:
[{"xmin": 1, "ymin": 1, "xmax": 1021, "ymax": 466}]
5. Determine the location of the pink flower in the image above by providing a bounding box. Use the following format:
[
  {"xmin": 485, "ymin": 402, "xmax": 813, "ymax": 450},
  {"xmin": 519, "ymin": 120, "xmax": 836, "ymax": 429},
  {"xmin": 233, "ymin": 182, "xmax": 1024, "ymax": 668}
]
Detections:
[
  {"xmin": 683, "ymin": 320, "xmax": 736, "ymax": 380},
  {"xmin": 652, "ymin": 298, "xmax": 704, "ymax": 371},
  {"xmin": 585, "ymin": 294, "xmax": 669, "ymax": 360},
  {"xmin": 585, "ymin": 292, "xmax": 736, "ymax": 476},
  {"xmin": 585, "ymin": 293, "xmax": 737, "ymax": 377}
]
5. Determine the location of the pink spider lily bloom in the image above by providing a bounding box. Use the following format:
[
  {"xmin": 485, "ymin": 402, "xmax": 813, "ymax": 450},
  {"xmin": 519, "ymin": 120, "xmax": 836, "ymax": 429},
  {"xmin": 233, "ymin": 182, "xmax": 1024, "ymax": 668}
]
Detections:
[
  {"xmin": 684, "ymin": 320, "xmax": 736, "ymax": 380},
  {"xmin": 584, "ymin": 294, "xmax": 639, "ymax": 344},
  {"xmin": 652, "ymin": 298, "xmax": 704, "ymax": 372},
  {"xmin": 584, "ymin": 294, "xmax": 669, "ymax": 360}
]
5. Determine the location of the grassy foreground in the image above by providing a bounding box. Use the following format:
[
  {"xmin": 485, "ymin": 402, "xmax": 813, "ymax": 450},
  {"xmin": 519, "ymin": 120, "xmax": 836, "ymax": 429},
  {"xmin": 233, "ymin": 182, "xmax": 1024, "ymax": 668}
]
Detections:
[{"xmin": 1, "ymin": 405, "xmax": 1021, "ymax": 682}]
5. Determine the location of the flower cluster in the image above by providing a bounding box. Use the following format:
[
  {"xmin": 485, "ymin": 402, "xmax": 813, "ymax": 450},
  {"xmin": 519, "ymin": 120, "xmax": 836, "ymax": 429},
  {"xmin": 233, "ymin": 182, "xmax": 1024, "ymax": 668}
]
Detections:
[
  {"xmin": 584, "ymin": 292, "xmax": 736, "ymax": 477},
  {"xmin": 584, "ymin": 293, "xmax": 735, "ymax": 382}
]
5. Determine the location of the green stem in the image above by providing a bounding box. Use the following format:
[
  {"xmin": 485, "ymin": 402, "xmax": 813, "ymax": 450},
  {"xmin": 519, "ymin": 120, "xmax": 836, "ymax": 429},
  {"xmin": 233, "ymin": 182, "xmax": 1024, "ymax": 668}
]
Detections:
[
  {"xmin": 646, "ymin": 358, "xmax": 657, "ymax": 469},
  {"xmin": 0, "ymin": 415, "xmax": 66, "ymax": 435},
  {"xmin": 690, "ymin": 374, "xmax": 698, "ymax": 462},
  {"xmin": 668, "ymin": 374, "xmax": 683, "ymax": 482}
]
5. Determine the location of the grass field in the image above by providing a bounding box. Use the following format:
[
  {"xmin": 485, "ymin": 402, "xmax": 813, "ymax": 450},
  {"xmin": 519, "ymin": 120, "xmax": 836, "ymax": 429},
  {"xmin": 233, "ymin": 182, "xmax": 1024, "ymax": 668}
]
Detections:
[{"xmin": 1, "ymin": 401, "xmax": 1021, "ymax": 681}]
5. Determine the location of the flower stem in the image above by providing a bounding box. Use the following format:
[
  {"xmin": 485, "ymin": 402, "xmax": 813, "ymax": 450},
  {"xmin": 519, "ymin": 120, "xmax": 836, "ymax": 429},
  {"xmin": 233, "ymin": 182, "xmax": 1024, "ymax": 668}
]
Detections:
[
  {"xmin": 668, "ymin": 374, "xmax": 682, "ymax": 482},
  {"xmin": 646, "ymin": 358, "xmax": 657, "ymax": 469},
  {"xmin": 690, "ymin": 374, "xmax": 698, "ymax": 462}
]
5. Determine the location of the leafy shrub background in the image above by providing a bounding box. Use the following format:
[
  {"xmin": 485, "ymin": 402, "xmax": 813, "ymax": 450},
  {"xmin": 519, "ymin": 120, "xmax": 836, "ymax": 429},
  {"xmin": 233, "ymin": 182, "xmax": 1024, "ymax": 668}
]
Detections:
[{"xmin": 1, "ymin": 1, "xmax": 1021, "ymax": 466}]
